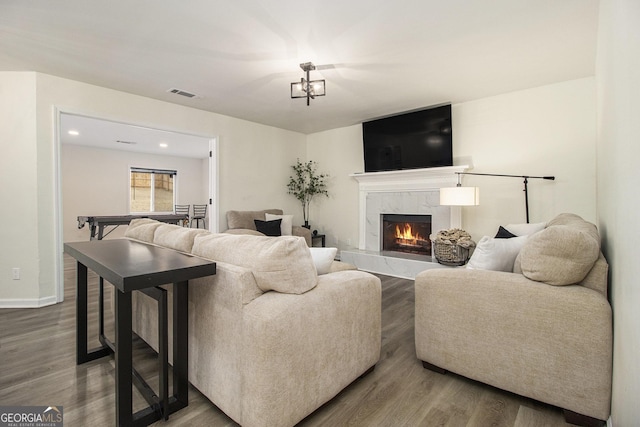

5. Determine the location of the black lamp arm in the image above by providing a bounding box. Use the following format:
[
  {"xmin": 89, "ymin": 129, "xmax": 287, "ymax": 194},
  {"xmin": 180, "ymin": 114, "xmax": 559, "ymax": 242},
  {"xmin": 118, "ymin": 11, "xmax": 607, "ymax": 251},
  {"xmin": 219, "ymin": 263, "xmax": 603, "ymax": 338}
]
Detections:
[
  {"xmin": 454, "ymin": 172, "xmax": 555, "ymax": 224},
  {"xmin": 456, "ymin": 172, "xmax": 555, "ymax": 181}
]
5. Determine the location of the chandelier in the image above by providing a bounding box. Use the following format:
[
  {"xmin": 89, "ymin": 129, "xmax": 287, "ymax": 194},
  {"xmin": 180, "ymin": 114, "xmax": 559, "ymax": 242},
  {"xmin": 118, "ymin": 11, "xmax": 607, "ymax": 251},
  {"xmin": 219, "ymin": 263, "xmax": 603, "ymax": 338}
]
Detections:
[{"xmin": 290, "ymin": 62, "xmax": 326, "ymax": 106}]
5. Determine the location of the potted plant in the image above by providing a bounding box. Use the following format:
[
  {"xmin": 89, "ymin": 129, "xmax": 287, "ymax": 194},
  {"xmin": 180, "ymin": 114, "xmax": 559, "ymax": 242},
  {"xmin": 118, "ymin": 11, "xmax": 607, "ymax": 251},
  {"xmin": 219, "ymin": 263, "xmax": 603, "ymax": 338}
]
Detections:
[{"xmin": 287, "ymin": 159, "xmax": 328, "ymax": 228}]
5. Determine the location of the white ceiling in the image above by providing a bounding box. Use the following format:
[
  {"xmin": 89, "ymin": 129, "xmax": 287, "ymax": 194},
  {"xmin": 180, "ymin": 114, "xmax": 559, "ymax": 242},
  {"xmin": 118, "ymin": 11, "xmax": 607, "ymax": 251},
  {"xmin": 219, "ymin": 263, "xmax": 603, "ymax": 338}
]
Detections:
[
  {"xmin": 0, "ymin": 0, "xmax": 599, "ymax": 135},
  {"xmin": 60, "ymin": 113, "xmax": 211, "ymax": 159}
]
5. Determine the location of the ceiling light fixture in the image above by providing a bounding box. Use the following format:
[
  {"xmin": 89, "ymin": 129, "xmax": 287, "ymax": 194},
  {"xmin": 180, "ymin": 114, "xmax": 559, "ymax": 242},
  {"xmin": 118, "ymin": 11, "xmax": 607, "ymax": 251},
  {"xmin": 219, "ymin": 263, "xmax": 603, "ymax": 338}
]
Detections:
[
  {"xmin": 159, "ymin": 143, "xmax": 168, "ymax": 148},
  {"xmin": 68, "ymin": 130, "xmax": 79, "ymax": 136},
  {"xmin": 291, "ymin": 62, "xmax": 325, "ymax": 106}
]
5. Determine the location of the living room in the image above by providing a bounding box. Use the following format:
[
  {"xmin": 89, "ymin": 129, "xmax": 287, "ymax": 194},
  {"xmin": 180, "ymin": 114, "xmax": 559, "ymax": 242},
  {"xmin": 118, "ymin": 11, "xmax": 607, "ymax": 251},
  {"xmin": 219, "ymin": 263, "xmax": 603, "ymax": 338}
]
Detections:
[{"xmin": 0, "ymin": 0, "xmax": 638, "ymax": 426}]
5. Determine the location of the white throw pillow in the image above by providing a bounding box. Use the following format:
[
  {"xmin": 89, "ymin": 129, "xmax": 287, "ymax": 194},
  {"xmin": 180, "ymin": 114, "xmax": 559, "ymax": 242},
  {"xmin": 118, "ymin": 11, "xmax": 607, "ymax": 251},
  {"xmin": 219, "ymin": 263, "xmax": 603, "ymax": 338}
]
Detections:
[
  {"xmin": 265, "ymin": 213, "xmax": 294, "ymax": 236},
  {"xmin": 466, "ymin": 235, "xmax": 528, "ymax": 272},
  {"xmin": 504, "ymin": 222, "xmax": 546, "ymax": 236},
  {"xmin": 309, "ymin": 247, "xmax": 338, "ymax": 275}
]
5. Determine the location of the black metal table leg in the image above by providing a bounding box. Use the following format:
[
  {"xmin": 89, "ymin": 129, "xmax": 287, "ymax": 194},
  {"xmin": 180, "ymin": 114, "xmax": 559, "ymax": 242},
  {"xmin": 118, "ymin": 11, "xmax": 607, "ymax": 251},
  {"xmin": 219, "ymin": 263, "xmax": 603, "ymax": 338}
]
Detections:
[
  {"xmin": 76, "ymin": 261, "xmax": 110, "ymax": 365},
  {"xmin": 76, "ymin": 261, "xmax": 88, "ymax": 364},
  {"xmin": 115, "ymin": 290, "xmax": 133, "ymax": 426},
  {"xmin": 173, "ymin": 281, "xmax": 189, "ymax": 410}
]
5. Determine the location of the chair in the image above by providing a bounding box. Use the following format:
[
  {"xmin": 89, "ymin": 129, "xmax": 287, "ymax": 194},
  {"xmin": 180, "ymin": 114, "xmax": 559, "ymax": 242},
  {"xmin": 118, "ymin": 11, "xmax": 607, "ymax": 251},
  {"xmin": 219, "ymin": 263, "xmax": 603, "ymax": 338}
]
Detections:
[
  {"xmin": 414, "ymin": 213, "xmax": 612, "ymax": 425},
  {"xmin": 191, "ymin": 204, "xmax": 207, "ymax": 229},
  {"xmin": 174, "ymin": 204, "xmax": 190, "ymax": 227}
]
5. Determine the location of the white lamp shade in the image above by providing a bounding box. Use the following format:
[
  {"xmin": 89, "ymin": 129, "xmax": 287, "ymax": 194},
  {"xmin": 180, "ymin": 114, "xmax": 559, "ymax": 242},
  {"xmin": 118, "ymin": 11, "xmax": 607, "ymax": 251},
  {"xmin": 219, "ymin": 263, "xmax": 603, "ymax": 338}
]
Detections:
[{"xmin": 440, "ymin": 186, "xmax": 480, "ymax": 206}]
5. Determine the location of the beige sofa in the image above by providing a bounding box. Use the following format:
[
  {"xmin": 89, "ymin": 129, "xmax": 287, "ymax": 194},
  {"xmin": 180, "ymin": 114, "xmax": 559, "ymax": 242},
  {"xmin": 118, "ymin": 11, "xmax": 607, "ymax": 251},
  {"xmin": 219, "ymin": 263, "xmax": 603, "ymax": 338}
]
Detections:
[
  {"xmin": 415, "ymin": 213, "xmax": 612, "ymax": 425},
  {"xmin": 226, "ymin": 209, "xmax": 312, "ymax": 246},
  {"xmin": 123, "ymin": 219, "xmax": 381, "ymax": 427}
]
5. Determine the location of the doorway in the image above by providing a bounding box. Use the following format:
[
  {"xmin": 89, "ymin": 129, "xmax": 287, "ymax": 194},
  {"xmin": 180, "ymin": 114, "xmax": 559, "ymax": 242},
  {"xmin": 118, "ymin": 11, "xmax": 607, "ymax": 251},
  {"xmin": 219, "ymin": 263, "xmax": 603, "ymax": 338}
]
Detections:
[{"xmin": 55, "ymin": 111, "xmax": 218, "ymax": 301}]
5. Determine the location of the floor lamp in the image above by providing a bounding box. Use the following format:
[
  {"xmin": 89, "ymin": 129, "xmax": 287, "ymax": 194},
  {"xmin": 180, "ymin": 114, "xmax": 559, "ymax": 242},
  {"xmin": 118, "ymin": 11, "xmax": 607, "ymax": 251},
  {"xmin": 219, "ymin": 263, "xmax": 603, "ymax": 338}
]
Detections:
[{"xmin": 439, "ymin": 172, "xmax": 555, "ymax": 223}]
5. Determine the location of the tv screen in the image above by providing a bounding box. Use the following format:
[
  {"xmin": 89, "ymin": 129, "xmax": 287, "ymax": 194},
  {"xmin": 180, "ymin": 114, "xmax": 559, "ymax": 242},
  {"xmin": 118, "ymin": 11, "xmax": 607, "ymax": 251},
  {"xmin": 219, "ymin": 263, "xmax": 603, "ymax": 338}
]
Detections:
[{"xmin": 362, "ymin": 104, "xmax": 452, "ymax": 172}]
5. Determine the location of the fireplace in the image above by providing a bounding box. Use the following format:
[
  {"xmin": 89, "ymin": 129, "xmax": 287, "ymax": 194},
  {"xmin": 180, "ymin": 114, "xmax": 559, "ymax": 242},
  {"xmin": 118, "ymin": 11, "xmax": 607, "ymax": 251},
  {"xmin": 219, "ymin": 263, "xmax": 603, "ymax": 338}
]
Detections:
[{"xmin": 381, "ymin": 214, "xmax": 432, "ymax": 257}]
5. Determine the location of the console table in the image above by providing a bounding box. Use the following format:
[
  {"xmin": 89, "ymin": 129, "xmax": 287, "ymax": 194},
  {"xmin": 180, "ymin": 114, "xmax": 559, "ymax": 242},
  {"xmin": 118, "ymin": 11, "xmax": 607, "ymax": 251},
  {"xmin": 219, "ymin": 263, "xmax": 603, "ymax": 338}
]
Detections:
[
  {"xmin": 65, "ymin": 239, "xmax": 216, "ymax": 426},
  {"xmin": 77, "ymin": 214, "xmax": 188, "ymax": 240}
]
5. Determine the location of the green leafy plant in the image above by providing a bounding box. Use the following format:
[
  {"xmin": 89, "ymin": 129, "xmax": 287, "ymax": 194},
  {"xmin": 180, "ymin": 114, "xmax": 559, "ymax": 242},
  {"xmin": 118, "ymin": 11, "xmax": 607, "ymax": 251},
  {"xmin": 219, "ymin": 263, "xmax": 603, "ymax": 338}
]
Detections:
[{"xmin": 287, "ymin": 159, "xmax": 328, "ymax": 226}]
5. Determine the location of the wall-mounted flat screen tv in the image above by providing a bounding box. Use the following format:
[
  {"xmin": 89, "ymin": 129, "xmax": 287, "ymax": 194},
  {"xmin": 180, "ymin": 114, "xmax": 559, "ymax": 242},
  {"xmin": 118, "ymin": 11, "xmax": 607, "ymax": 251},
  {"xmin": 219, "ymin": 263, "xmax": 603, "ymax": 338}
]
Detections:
[{"xmin": 362, "ymin": 104, "xmax": 452, "ymax": 172}]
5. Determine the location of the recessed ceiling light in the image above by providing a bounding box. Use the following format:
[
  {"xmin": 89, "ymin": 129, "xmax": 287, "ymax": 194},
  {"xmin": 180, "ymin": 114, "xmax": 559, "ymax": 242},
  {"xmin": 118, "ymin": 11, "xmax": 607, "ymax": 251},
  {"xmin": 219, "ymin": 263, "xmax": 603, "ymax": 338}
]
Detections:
[
  {"xmin": 159, "ymin": 143, "xmax": 168, "ymax": 148},
  {"xmin": 68, "ymin": 130, "xmax": 79, "ymax": 136}
]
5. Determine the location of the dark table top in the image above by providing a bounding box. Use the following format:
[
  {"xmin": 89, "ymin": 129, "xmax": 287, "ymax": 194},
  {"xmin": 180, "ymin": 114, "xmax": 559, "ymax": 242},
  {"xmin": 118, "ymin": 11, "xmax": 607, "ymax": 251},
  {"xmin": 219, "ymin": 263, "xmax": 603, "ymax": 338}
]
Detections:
[
  {"xmin": 64, "ymin": 239, "xmax": 216, "ymax": 293},
  {"xmin": 77, "ymin": 214, "xmax": 188, "ymax": 228}
]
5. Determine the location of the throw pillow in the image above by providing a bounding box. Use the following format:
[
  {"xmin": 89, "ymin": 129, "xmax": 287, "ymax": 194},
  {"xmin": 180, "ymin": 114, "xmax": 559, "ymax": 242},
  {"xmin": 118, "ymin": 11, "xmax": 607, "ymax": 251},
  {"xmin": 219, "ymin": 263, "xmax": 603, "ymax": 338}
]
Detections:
[
  {"xmin": 265, "ymin": 213, "xmax": 294, "ymax": 236},
  {"xmin": 309, "ymin": 247, "xmax": 338, "ymax": 275},
  {"xmin": 192, "ymin": 233, "xmax": 317, "ymax": 294},
  {"xmin": 518, "ymin": 224, "xmax": 600, "ymax": 286},
  {"xmin": 466, "ymin": 235, "xmax": 528, "ymax": 272},
  {"xmin": 494, "ymin": 226, "xmax": 517, "ymax": 239},
  {"xmin": 504, "ymin": 221, "xmax": 546, "ymax": 236},
  {"xmin": 254, "ymin": 219, "xmax": 282, "ymax": 236}
]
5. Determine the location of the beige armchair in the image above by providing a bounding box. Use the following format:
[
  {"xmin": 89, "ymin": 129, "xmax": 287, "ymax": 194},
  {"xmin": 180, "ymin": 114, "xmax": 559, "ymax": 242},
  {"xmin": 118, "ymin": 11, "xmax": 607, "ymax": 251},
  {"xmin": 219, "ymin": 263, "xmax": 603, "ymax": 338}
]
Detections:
[
  {"xmin": 226, "ymin": 209, "xmax": 312, "ymax": 246},
  {"xmin": 415, "ymin": 214, "xmax": 612, "ymax": 426}
]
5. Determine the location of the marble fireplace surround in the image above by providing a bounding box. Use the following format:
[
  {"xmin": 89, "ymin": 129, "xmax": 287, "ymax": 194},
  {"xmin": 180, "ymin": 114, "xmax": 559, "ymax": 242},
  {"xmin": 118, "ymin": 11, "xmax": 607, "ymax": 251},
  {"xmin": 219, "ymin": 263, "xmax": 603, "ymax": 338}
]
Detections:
[{"xmin": 341, "ymin": 165, "xmax": 468, "ymax": 279}]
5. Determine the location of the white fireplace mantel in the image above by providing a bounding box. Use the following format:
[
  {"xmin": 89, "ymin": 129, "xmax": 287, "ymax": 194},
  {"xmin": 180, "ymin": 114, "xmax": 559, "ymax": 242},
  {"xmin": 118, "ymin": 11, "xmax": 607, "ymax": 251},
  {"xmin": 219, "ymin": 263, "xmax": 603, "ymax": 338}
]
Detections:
[{"xmin": 350, "ymin": 165, "xmax": 469, "ymax": 192}]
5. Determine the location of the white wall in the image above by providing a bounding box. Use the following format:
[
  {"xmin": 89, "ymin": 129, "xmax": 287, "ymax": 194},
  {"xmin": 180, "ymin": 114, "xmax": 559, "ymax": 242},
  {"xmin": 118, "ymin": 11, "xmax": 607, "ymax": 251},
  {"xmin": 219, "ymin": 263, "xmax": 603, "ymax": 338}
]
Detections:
[
  {"xmin": 61, "ymin": 145, "xmax": 207, "ymax": 242},
  {"xmin": 306, "ymin": 125, "xmax": 364, "ymax": 248},
  {"xmin": 454, "ymin": 77, "xmax": 597, "ymax": 238},
  {"xmin": 0, "ymin": 71, "xmax": 306, "ymax": 306},
  {"xmin": 596, "ymin": 0, "xmax": 640, "ymax": 425},
  {"xmin": 0, "ymin": 72, "xmax": 42, "ymax": 304},
  {"xmin": 307, "ymin": 78, "xmax": 597, "ymax": 248}
]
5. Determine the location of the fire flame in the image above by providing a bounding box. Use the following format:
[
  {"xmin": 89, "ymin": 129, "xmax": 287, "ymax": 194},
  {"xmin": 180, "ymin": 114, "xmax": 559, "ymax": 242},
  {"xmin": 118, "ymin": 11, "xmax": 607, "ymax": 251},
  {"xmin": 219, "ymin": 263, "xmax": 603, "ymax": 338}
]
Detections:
[{"xmin": 395, "ymin": 223, "xmax": 421, "ymax": 242}]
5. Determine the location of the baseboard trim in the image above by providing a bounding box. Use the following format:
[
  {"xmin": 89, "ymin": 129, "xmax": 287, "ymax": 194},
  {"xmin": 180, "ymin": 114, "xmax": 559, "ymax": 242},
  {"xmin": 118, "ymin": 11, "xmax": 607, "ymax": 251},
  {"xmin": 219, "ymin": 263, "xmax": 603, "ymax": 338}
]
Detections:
[{"xmin": 0, "ymin": 296, "xmax": 58, "ymax": 308}]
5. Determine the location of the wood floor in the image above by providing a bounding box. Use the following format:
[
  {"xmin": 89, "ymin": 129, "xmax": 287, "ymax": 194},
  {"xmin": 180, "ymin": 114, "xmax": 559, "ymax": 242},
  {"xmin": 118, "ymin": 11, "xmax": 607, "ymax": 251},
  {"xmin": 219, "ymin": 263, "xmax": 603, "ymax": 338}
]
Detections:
[{"xmin": 0, "ymin": 255, "xmax": 573, "ymax": 427}]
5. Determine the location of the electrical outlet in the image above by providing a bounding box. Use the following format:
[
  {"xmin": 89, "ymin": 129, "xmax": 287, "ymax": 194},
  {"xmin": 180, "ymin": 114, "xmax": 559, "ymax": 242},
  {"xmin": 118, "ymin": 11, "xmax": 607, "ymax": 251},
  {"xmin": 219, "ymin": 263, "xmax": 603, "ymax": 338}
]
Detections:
[{"xmin": 12, "ymin": 268, "xmax": 20, "ymax": 280}]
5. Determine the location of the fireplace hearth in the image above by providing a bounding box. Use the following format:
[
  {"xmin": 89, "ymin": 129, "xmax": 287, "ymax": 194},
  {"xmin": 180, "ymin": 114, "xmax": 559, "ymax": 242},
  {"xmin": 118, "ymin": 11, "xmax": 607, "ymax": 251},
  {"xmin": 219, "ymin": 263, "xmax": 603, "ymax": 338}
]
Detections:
[{"xmin": 381, "ymin": 214, "xmax": 432, "ymax": 257}]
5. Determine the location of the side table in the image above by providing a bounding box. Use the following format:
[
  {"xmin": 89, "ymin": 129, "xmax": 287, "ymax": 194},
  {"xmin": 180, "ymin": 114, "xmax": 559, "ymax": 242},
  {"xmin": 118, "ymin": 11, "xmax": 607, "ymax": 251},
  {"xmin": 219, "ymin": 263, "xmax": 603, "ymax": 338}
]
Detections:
[{"xmin": 311, "ymin": 233, "xmax": 326, "ymax": 247}]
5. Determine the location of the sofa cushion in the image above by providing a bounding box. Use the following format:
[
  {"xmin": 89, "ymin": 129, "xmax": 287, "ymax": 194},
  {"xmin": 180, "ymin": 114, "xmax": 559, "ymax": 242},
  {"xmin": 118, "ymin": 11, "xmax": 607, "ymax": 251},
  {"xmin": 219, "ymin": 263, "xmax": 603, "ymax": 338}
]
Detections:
[
  {"xmin": 467, "ymin": 235, "xmax": 528, "ymax": 272},
  {"xmin": 254, "ymin": 219, "xmax": 282, "ymax": 236},
  {"xmin": 125, "ymin": 218, "xmax": 164, "ymax": 243},
  {"xmin": 265, "ymin": 213, "xmax": 294, "ymax": 235},
  {"xmin": 309, "ymin": 247, "xmax": 338, "ymax": 275},
  {"xmin": 153, "ymin": 224, "xmax": 208, "ymax": 253},
  {"xmin": 224, "ymin": 228, "xmax": 266, "ymax": 237},
  {"xmin": 192, "ymin": 233, "xmax": 318, "ymax": 294},
  {"xmin": 518, "ymin": 215, "xmax": 600, "ymax": 286}
]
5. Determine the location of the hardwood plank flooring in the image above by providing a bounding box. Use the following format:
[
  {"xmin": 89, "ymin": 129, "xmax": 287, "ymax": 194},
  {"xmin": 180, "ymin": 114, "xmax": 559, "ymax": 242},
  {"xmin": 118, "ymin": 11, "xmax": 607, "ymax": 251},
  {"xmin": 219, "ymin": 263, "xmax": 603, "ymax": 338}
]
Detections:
[{"xmin": 0, "ymin": 256, "xmax": 572, "ymax": 426}]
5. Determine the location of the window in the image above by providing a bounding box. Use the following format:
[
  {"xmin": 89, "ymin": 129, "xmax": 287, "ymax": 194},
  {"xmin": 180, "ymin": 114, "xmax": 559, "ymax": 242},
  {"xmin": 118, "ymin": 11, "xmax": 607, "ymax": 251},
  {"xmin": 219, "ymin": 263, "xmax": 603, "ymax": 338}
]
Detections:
[{"xmin": 130, "ymin": 167, "xmax": 176, "ymax": 213}]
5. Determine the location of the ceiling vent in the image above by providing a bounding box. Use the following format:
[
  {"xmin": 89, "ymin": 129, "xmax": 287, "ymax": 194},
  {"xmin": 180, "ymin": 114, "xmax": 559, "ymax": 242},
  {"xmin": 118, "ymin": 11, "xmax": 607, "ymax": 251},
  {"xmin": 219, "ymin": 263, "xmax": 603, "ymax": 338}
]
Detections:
[
  {"xmin": 116, "ymin": 140, "xmax": 137, "ymax": 145},
  {"xmin": 167, "ymin": 88, "xmax": 199, "ymax": 98}
]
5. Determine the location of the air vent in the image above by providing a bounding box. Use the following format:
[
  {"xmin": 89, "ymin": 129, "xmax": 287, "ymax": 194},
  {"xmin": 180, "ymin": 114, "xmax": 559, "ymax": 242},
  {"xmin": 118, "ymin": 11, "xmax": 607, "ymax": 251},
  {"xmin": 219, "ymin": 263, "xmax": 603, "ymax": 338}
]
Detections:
[
  {"xmin": 116, "ymin": 140, "xmax": 137, "ymax": 145},
  {"xmin": 167, "ymin": 88, "xmax": 199, "ymax": 98}
]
